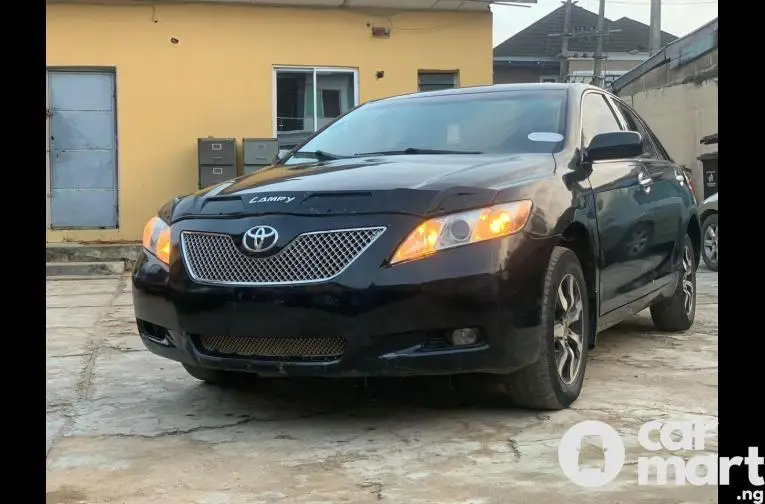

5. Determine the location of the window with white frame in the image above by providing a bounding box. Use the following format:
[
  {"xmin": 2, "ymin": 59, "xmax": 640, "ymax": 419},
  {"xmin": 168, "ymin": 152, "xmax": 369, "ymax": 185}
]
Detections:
[{"xmin": 274, "ymin": 67, "xmax": 358, "ymax": 150}]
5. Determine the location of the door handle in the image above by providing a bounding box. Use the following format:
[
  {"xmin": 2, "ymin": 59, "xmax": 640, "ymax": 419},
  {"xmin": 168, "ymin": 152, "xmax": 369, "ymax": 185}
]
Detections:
[{"xmin": 638, "ymin": 171, "xmax": 653, "ymax": 189}]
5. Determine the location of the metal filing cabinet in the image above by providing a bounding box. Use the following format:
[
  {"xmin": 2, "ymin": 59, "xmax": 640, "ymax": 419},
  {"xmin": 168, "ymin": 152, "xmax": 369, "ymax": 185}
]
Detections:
[
  {"xmin": 242, "ymin": 138, "xmax": 279, "ymax": 175},
  {"xmin": 198, "ymin": 137, "xmax": 237, "ymax": 188}
]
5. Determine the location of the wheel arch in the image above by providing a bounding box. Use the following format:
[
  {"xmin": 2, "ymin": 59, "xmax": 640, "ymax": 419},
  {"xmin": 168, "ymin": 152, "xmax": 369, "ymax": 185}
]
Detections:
[
  {"xmin": 700, "ymin": 208, "xmax": 718, "ymax": 224},
  {"xmin": 687, "ymin": 213, "xmax": 702, "ymax": 270},
  {"xmin": 557, "ymin": 221, "xmax": 599, "ymax": 349}
]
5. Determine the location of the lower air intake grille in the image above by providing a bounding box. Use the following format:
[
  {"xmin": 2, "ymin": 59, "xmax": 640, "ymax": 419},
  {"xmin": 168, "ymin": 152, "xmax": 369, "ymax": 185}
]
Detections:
[{"xmin": 197, "ymin": 335, "xmax": 346, "ymax": 361}]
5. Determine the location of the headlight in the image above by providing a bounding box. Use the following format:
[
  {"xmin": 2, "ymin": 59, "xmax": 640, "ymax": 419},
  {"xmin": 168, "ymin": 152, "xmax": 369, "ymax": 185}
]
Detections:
[
  {"xmin": 390, "ymin": 200, "xmax": 533, "ymax": 265},
  {"xmin": 142, "ymin": 216, "xmax": 171, "ymax": 265}
]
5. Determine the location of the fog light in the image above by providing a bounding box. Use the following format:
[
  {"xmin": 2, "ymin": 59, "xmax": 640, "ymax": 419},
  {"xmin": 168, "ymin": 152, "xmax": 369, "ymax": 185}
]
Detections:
[{"xmin": 449, "ymin": 328, "xmax": 479, "ymax": 346}]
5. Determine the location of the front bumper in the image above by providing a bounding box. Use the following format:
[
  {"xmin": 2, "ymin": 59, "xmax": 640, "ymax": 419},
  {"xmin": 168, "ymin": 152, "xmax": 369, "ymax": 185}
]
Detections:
[{"xmin": 132, "ymin": 216, "xmax": 557, "ymax": 378}]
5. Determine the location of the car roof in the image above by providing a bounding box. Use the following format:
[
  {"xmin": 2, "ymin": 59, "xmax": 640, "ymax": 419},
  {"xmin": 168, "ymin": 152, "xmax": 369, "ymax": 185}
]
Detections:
[{"xmin": 379, "ymin": 83, "xmax": 605, "ymax": 104}]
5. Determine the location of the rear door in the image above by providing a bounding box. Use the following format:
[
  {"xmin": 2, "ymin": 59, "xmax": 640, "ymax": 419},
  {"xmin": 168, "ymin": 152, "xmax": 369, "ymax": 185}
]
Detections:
[
  {"xmin": 583, "ymin": 91, "xmax": 655, "ymax": 315},
  {"xmin": 609, "ymin": 97, "xmax": 686, "ymax": 283}
]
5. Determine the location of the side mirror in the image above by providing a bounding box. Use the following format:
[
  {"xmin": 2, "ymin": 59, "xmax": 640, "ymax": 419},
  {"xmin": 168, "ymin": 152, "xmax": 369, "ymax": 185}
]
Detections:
[
  {"xmin": 271, "ymin": 149, "xmax": 291, "ymax": 164},
  {"xmin": 584, "ymin": 131, "xmax": 643, "ymax": 162}
]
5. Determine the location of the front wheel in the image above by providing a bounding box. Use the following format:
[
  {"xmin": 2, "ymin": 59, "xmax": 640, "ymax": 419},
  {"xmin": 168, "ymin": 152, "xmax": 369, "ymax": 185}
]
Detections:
[
  {"xmin": 650, "ymin": 233, "xmax": 696, "ymax": 332},
  {"xmin": 700, "ymin": 214, "xmax": 718, "ymax": 271},
  {"xmin": 497, "ymin": 246, "xmax": 590, "ymax": 410}
]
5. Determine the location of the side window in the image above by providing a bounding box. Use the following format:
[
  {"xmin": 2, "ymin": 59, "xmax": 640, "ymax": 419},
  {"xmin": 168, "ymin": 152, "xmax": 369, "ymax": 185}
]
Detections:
[
  {"xmin": 581, "ymin": 93, "xmax": 623, "ymax": 148},
  {"xmin": 613, "ymin": 100, "xmax": 668, "ymax": 160},
  {"xmin": 638, "ymin": 117, "xmax": 671, "ymax": 161}
]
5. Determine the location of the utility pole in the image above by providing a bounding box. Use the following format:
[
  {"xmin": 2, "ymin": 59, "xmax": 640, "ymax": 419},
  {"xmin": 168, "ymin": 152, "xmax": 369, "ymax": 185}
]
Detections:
[
  {"xmin": 592, "ymin": 0, "xmax": 606, "ymax": 87},
  {"xmin": 649, "ymin": 0, "xmax": 661, "ymax": 55},
  {"xmin": 559, "ymin": 0, "xmax": 574, "ymax": 82},
  {"xmin": 548, "ymin": 1, "xmax": 619, "ymax": 84}
]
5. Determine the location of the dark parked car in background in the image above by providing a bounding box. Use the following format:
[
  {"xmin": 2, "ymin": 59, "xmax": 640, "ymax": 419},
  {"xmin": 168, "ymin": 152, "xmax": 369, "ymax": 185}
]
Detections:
[
  {"xmin": 699, "ymin": 192, "xmax": 718, "ymax": 271},
  {"xmin": 133, "ymin": 83, "xmax": 700, "ymax": 411}
]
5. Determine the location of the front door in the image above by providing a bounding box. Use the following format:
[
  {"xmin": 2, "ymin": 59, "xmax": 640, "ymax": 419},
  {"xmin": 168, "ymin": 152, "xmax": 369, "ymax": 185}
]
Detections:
[
  {"xmin": 610, "ymin": 98, "xmax": 685, "ymax": 283},
  {"xmin": 48, "ymin": 69, "xmax": 117, "ymax": 229},
  {"xmin": 581, "ymin": 92, "xmax": 655, "ymax": 314}
]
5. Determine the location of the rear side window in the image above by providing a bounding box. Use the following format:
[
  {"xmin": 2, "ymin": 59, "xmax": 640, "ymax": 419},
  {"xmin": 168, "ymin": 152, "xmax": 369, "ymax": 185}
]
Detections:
[{"xmin": 581, "ymin": 93, "xmax": 622, "ymax": 148}]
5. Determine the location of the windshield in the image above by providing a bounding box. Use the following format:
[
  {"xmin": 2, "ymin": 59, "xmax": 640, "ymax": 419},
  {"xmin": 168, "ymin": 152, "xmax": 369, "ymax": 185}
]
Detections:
[{"xmin": 285, "ymin": 89, "xmax": 567, "ymax": 164}]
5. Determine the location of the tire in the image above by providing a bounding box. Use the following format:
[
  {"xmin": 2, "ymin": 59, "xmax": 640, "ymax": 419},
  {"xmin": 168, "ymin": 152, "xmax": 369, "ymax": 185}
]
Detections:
[
  {"xmin": 498, "ymin": 246, "xmax": 590, "ymax": 410},
  {"xmin": 650, "ymin": 234, "xmax": 696, "ymax": 332},
  {"xmin": 700, "ymin": 214, "xmax": 718, "ymax": 272},
  {"xmin": 182, "ymin": 363, "xmax": 254, "ymax": 387}
]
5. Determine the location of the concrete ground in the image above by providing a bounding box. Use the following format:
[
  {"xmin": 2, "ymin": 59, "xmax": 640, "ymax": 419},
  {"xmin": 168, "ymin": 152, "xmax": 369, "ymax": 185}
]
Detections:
[{"xmin": 47, "ymin": 269, "xmax": 718, "ymax": 504}]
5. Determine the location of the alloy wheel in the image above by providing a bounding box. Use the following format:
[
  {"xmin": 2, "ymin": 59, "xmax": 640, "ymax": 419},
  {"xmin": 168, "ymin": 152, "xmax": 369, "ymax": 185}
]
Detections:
[
  {"xmin": 703, "ymin": 223, "xmax": 718, "ymax": 265},
  {"xmin": 553, "ymin": 274, "xmax": 584, "ymax": 385},
  {"xmin": 681, "ymin": 245, "xmax": 695, "ymax": 316}
]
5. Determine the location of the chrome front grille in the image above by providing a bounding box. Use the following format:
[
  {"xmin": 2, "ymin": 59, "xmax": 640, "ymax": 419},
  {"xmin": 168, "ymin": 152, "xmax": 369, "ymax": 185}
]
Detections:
[
  {"xmin": 197, "ymin": 335, "xmax": 346, "ymax": 361},
  {"xmin": 181, "ymin": 227, "xmax": 386, "ymax": 286}
]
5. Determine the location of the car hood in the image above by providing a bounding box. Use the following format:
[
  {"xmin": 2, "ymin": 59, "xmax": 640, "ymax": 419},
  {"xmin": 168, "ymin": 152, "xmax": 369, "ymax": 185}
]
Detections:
[{"xmin": 170, "ymin": 154, "xmax": 556, "ymax": 221}]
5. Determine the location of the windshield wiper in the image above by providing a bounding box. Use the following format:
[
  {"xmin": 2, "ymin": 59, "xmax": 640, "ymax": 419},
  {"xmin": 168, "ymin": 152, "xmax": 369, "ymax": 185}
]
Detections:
[
  {"xmin": 354, "ymin": 148, "xmax": 483, "ymax": 156},
  {"xmin": 292, "ymin": 150, "xmax": 347, "ymax": 161}
]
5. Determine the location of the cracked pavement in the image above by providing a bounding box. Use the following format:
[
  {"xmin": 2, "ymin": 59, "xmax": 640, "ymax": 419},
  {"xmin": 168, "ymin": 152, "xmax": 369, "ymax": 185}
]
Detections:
[{"xmin": 46, "ymin": 269, "xmax": 718, "ymax": 504}]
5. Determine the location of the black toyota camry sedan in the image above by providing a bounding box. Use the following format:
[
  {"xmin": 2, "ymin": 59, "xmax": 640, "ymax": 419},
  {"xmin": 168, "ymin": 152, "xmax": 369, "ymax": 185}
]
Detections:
[{"xmin": 133, "ymin": 83, "xmax": 700, "ymax": 410}]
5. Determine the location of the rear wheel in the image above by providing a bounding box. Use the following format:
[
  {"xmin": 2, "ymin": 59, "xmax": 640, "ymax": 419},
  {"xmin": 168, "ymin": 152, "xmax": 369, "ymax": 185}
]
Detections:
[
  {"xmin": 650, "ymin": 234, "xmax": 696, "ymax": 331},
  {"xmin": 700, "ymin": 214, "xmax": 718, "ymax": 271},
  {"xmin": 182, "ymin": 363, "xmax": 254, "ymax": 387},
  {"xmin": 498, "ymin": 246, "xmax": 590, "ymax": 410}
]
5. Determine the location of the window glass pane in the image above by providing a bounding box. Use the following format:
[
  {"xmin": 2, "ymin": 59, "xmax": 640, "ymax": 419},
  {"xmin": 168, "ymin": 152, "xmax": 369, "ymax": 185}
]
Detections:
[
  {"xmin": 316, "ymin": 71, "xmax": 354, "ymax": 129},
  {"xmin": 613, "ymin": 100, "xmax": 660, "ymax": 158},
  {"xmin": 418, "ymin": 72, "xmax": 456, "ymax": 92},
  {"xmin": 581, "ymin": 93, "xmax": 622, "ymax": 147},
  {"xmin": 275, "ymin": 69, "xmax": 356, "ymax": 150}
]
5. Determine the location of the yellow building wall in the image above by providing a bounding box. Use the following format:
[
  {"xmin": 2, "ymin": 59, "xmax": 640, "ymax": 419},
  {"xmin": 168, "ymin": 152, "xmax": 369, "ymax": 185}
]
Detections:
[{"xmin": 46, "ymin": 2, "xmax": 493, "ymax": 243}]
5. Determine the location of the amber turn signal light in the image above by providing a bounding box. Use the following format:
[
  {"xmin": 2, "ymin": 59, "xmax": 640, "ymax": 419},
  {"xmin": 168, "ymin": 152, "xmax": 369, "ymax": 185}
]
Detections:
[{"xmin": 142, "ymin": 216, "xmax": 172, "ymax": 265}]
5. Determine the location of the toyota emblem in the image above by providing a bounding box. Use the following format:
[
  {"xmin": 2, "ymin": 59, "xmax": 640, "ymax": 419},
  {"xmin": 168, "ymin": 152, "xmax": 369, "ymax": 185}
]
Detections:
[{"xmin": 242, "ymin": 226, "xmax": 279, "ymax": 254}]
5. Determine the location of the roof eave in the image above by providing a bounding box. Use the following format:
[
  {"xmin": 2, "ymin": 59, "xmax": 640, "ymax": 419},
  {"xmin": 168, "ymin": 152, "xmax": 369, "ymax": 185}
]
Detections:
[
  {"xmin": 47, "ymin": 0, "xmax": 500, "ymax": 10},
  {"xmin": 610, "ymin": 17, "xmax": 718, "ymax": 92}
]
